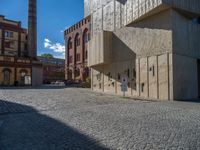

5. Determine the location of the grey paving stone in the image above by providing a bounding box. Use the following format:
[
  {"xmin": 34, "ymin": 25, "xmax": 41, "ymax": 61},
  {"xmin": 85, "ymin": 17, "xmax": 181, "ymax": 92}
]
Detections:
[{"xmin": 0, "ymin": 87, "xmax": 199, "ymax": 150}]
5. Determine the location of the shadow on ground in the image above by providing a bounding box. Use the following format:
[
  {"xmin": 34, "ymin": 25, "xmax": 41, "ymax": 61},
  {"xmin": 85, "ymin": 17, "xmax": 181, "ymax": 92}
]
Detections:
[
  {"xmin": 176, "ymin": 99, "xmax": 200, "ymax": 103},
  {"xmin": 0, "ymin": 99, "xmax": 108, "ymax": 150}
]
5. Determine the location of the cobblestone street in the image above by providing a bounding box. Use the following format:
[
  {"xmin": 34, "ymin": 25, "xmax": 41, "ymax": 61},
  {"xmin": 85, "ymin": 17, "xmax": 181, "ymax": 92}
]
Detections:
[{"xmin": 0, "ymin": 87, "xmax": 200, "ymax": 150}]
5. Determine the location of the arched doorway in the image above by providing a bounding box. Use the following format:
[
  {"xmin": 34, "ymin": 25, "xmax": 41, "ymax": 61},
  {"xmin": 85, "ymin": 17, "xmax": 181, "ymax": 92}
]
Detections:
[
  {"xmin": 3, "ymin": 68, "xmax": 11, "ymax": 86},
  {"xmin": 20, "ymin": 69, "xmax": 28, "ymax": 85},
  {"xmin": 68, "ymin": 69, "xmax": 72, "ymax": 80},
  {"xmin": 74, "ymin": 68, "xmax": 80, "ymax": 81}
]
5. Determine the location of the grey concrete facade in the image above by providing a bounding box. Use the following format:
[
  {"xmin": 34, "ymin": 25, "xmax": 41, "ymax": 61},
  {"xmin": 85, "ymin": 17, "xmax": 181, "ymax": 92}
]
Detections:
[{"xmin": 86, "ymin": 0, "xmax": 200, "ymax": 100}]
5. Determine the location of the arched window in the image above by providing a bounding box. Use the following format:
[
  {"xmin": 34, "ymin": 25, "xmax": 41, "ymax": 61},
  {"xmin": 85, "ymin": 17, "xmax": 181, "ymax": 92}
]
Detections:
[
  {"xmin": 83, "ymin": 28, "xmax": 89, "ymax": 43},
  {"xmin": 4, "ymin": 70, "xmax": 10, "ymax": 82},
  {"xmin": 74, "ymin": 33, "xmax": 80, "ymax": 47},
  {"xmin": 68, "ymin": 37, "xmax": 72, "ymax": 49},
  {"xmin": 83, "ymin": 28, "xmax": 89, "ymax": 62}
]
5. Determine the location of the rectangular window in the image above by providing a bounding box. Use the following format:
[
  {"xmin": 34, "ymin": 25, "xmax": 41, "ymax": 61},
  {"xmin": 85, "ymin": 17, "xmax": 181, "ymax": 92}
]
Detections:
[
  {"xmin": 5, "ymin": 31, "xmax": 13, "ymax": 38},
  {"xmin": 84, "ymin": 35, "xmax": 87, "ymax": 43},
  {"xmin": 88, "ymin": 33, "xmax": 90, "ymax": 41},
  {"xmin": 69, "ymin": 56, "xmax": 73, "ymax": 63},
  {"xmin": 69, "ymin": 42, "xmax": 72, "ymax": 49},
  {"xmin": 4, "ymin": 41, "xmax": 14, "ymax": 49},
  {"xmin": 84, "ymin": 33, "xmax": 91, "ymax": 43},
  {"xmin": 133, "ymin": 68, "xmax": 136, "ymax": 78},
  {"xmin": 96, "ymin": 73, "xmax": 101, "ymax": 81},
  {"xmin": 75, "ymin": 38, "xmax": 80, "ymax": 46},
  {"xmin": 85, "ymin": 51, "xmax": 88, "ymax": 59},
  {"xmin": 141, "ymin": 83, "xmax": 145, "ymax": 92},
  {"xmin": 76, "ymin": 53, "xmax": 80, "ymax": 61}
]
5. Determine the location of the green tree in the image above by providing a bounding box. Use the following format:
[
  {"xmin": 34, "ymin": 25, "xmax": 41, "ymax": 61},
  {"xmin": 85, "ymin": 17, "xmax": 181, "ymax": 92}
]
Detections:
[{"xmin": 41, "ymin": 53, "xmax": 54, "ymax": 59}]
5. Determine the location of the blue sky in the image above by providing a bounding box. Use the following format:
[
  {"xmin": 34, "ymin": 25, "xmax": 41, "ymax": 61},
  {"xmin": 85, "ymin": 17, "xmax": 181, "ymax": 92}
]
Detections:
[{"xmin": 0, "ymin": 0, "xmax": 84, "ymax": 58}]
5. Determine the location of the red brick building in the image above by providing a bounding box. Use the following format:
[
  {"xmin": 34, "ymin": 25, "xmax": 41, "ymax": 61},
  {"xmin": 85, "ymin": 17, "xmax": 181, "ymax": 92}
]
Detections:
[
  {"xmin": 0, "ymin": 15, "xmax": 42, "ymax": 86},
  {"xmin": 37, "ymin": 56, "xmax": 65, "ymax": 84},
  {"xmin": 64, "ymin": 16, "xmax": 91, "ymax": 82}
]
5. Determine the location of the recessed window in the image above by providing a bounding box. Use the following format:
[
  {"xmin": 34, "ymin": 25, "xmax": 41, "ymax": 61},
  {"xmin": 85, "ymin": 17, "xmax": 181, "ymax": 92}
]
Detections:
[
  {"xmin": 68, "ymin": 41, "xmax": 72, "ymax": 49},
  {"xmin": 127, "ymin": 69, "xmax": 130, "ymax": 78},
  {"xmin": 5, "ymin": 31, "xmax": 13, "ymax": 38},
  {"xmin": 76, "ymin": 53, "xmax": 80, "ymax": 61},
  {"xmin": 69, "ymin": 56, "xmax": 73, "ymax": 63},
  {"xmin": 96, "ymin": 73, "xmax": 101, "ymax": 81},
  {"xmin": 4, "ymin": 70, "xmax": 10, "ymax": 82},
  {"xmin": 118, "ymin": 73, "xmax": 121, "ymax": 80},
  {"xmin": 4, "ymin": 41, "xmax": 14, "ymax": 49},
  {"xmin": 85, "ymin": 51, "xmax": 88, "ymax": 59},
  {"xmin": 84, "ymin": 32, "xmax": 90, "ymax": 43},
  {"xmin": 75, "ymin": 38, "xmax": 80, "ymax": 46},
  {"xmin": 107, "ymin": 72, "xmax": 112, "ymax": 81},
  {"xmin": 141, "ymin": 83, "xmax": 145, "ymax": 92},
  {"xmin": 133, "ymin": 68, "xmax": 136, "ymax": 78}
]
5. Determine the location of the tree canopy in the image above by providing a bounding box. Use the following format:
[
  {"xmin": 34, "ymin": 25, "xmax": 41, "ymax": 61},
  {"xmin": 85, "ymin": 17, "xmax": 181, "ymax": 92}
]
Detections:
[{"xmin": 41, "ymin": 53, "xmax": 54, "ymax": 59}]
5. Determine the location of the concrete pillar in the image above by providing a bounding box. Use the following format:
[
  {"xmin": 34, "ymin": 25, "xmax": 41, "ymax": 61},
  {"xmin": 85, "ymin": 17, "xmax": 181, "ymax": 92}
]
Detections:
[{"xmin": 28, "ymin": 0, "xmax": 37, "ymax": 59}]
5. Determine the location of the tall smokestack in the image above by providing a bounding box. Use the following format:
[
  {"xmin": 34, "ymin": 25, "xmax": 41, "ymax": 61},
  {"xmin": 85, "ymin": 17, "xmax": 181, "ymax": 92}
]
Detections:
[{"xmin": 28, "ymin": 0, "xmax": 37, "ymax": 58}]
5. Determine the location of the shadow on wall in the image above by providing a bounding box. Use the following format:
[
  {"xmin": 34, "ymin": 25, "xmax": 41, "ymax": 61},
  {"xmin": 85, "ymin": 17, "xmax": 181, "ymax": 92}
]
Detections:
[
  {"xmin": 0, "ymin": 99, "xmax": 109, "ymax": 150},
  {"xmin": 112, "ymin": 33, "xmax": 137, "ymax": 90},
  {"xmin": 128, "ymin": 9, "xmax": 172, "ymax": 30},
  {"xmin": 92, "ymin": 32, "xmax": 137, "ymax": 90}
]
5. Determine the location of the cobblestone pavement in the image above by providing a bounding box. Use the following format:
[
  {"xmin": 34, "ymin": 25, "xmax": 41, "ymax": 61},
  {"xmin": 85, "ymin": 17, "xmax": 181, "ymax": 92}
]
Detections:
[{"xmin": 0, "ymin": 87, "xmax": 200, "ymax": 150}]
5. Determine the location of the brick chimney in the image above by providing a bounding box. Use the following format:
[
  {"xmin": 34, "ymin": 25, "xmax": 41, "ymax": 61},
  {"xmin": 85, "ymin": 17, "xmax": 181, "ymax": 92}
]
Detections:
[{"xmin": 28, "ymin": 0, "xmax": 37, "ymax": 59}]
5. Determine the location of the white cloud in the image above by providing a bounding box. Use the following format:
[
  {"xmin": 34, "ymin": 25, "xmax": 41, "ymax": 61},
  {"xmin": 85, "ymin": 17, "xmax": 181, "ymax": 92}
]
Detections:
[
  {"xmin": 44, "ymin": 38, "xmax": 65, "ymax": 59},
  {"xmin": 44, "ymin": 38, "xmax": 51, "ymax": 43},
  {"xmin": 54, "ymin": 53, "xmax": 65, "ymax": 59}
]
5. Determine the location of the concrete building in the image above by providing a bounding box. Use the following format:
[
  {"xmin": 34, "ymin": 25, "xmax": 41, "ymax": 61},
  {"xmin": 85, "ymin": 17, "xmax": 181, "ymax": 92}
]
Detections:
[
  {"xmin": 64, "ymin": 16, "xmax": 91, "ymax": 82},
  {"xmin": 85, "ymin": 0, "xmax": 200, "ymax": 100},
  {"xmin": 38, "ymin": 56, "xmax": 65, "ymax": 83}
]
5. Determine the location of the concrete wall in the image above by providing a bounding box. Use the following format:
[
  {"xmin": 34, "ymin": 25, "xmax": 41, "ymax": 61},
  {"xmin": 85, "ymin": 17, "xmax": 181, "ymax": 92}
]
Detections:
[
  {"xmin": 172, "ymin": 54, "xmax": 198, "ymax": 100},
  {"xmin": 89, "ymin": 31, "xmax": 113, "ymax": 66},
  {"xmin": 171, "ymin": 9, "xmax": 200, "ymax": 100},
  {"xmin": 85, "ymin": 0, "xmax": 200, "ymax": 25},
  {"xmin": 88, "ymin": 0, "xmax": 200, "ymax": 100},
  {"xmin": 90, "ymin": 9, "xmax": 174, "ymax": 100},
  {"xmin": 172, "ymin": 10, "xmax": 200, "ymax": 58},
  {"xmin": 164, "ymin": 0, "xmax": 200, "ymax": 14},
  {"xmin": 92, "ymin": 53, "xmax": 172, "ymax": 100},
  {"xmin": 137, "ymin": 53, "xmax": 172, "ymax": 100},
  {"xmin": 32, "ymin": 66, "xmax": 43, "ymax": 86}
]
